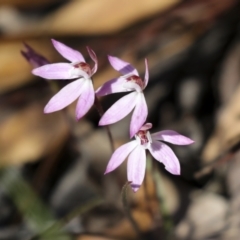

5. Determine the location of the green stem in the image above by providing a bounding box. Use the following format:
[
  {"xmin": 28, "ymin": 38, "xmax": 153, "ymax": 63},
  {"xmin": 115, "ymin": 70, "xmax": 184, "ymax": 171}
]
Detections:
[
  {"xmin": 0, "ymin": 167, "xmax": 70, "ymax": 240},
  {"xmin": 121, "ymin": 181, "xmax": 143, "ymax": 240}
]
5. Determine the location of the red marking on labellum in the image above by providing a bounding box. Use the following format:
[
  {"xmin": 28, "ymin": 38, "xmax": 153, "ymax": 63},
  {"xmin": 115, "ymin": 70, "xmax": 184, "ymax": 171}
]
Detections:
[
  {"xmin": 137, "ymin": 130, "xmax": 149, "ymax": 145},
  {"xmin": 126, "ymin": 75, "xmax": 144, "ymax": 89},
  {"xmin": 74, "ymin": 62, "xmax": 91, "ymax": 76}
]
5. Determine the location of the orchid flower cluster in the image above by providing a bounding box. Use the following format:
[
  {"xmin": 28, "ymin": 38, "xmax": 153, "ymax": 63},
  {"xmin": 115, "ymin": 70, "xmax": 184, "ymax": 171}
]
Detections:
[{"xmin": 31, "ymin": 39, "xmax": 194, "ymax": 192}]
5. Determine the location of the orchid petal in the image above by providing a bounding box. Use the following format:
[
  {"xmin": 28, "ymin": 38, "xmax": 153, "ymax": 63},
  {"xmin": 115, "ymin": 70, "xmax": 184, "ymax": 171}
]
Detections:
[
  {"xmin": 108, "ymin": 56, "xmax": 138, "ymax": 76},
  {"xmin": 105, "ymin": 141, "xmax": 138, "ymax": 174},
  {"xmin": 95, "ymin": 77, "xmax": 128, "ymax": 96},
  {"xmin": 21, "ymin": 43, "xmax": 49, "ymax": 68},
  {"xmin": 144, "ymin": 58, "xmax": 149, "ymax": 88},
  {"xmin": 140, "ymin": 123, "xmax": 152, "ymax": 131},
  {"xmin": 86, "ymin": 46, "xmax": 98, "ymax": 75},
  {"xmin": 148, "ymin": 141, "xmax": 180, "ymax": 175},
  {"xmin": 32, "ymin": 63, "xmax": 75, "ymax": 79},
  {"xmin": 130, "ymin": 93, "xmax": 148, "ymax": 138},
  {"xmin": 44, "ymin": 79, "xmax": 85, "ymax": 113},
  {"xmin": 51, "ymin": 39, "xmax": 85, "ymax": 63},
  {"xmin": 75, "ymin": 80, "xmax": 95, "ymax": 120},
  {"xmin": 99, "ymin": 92, "xmax": 138, "ymax": 126},
  {"xmin": 127, "ymin": 145, "xmax": 146, "ymax": 192},
  {"xmin": 151, "ymin": 130, "xmax": 194, "ymax": 145}
]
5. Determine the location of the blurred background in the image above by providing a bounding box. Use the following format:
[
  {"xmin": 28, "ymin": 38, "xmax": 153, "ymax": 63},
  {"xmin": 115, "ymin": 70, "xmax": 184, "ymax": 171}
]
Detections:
[{"xmin": 1, "ymin": 0, "xmax": 240, "ymax": 239}]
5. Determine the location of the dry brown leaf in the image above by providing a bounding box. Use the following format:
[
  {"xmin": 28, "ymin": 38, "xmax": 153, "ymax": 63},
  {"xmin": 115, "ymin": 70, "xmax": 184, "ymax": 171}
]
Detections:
[
  {"xmin": 132, "ymin": 172, "xmax": 179, "ymax": 215},
  {"xmin": 0, "ymin": 101, "xmax": 69, "ymax": 166},
  {"xmin": 202, "ymin": 84, "xmax": 240, "ymax": 163},
  {"xmin": 202, "ymin": 42, "xmax": 240, "ymax": 163},
  {"xmin": 39, "ymin": 0, "xmax": 179, "ymax": 35},
  {"xmin": 105, "ymin": 209, "xmax": 152, "ymax": 239},
  {"xmin": 101, "ymin": 173, "xmax": 178, "ymax": 238},
  {"xmin": 218, "ymin": 43, "xmax": 240, "ymax": 104}
]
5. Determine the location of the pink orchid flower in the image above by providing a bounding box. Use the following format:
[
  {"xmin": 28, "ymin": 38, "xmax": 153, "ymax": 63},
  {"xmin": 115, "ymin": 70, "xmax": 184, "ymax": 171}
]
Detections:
[
  {"xmin": 96, "ymin": 56, "xmax": 149, "ymax": 138},
  {"xmin": 105, "ymin": 123, "xmax": 194, "ymax": 192},
  {"xmin": 32, "ymin": 39, "xmax": 98, "ymax": 120}
]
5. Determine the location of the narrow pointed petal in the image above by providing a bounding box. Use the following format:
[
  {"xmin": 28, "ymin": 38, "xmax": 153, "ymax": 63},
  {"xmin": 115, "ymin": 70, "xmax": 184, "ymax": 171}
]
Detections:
[
  {"xmin": 44, "ymin": 79, "xmax": 84, "ymax": 113},
  {"xmin": 51, "ymin": 39, "xmax": 85, "ymax": 62},
  {"xmin": 21, "ymin": 42, "xmax": 49, "ymax": 68},
  {"xmin": 87, "ymin": 46, "xmax": 98, "ymax": 75},
  {"xmin": 130, "ymin": 93, "xmax": 148, "ymax": 138},
  {"xmin": 151, "ymin": 130, "xmax": 194, "ymax": 145},
  {"xmin": 148, "ymin": 141, "xmax": 180, "ymax": 175},
  {"xmin": 108, "ymin": 56, "xmax": 138, "ymax": 76},
  {"xmin": 140, "ymin": 123, "xmax": 152, "ymax": 131},
  {"xmin": 99, "ymin": 92, "xmax": 138, "ymax": 126},
  {"xmin": 105, "ymin": 141, "xmax": 138, "ymax": 174},
  {"xmin": 96, "ymin": 77, "xmax": 127, "ymax": 96},
  {"xmin": 144, "ymin": 58, "xmax": 149, "ymax": 88},
  {"xmin": 127, "ymin": 145, "xmax": 146, "ymax": 192},
  {"xmin": 75, "ymin": 80, "xmax": 95, "ymax": 120},
  {"xmin": 32, "ymin": 63, "xmax": 75, "ymax": 79}
]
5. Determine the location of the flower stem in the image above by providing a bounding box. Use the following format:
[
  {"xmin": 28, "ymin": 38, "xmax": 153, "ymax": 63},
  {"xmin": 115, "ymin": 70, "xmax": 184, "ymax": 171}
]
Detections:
[
  {"xmin": 151, "ymin": 161, "xmax": 173, "ymax": 239},
  {"xmin": 121, "ymin": 181, "xmax": 143, "ymax": 240},
  {"xmin": 94, "ymin": 95, "xmax": 115, "ymax": 153}
]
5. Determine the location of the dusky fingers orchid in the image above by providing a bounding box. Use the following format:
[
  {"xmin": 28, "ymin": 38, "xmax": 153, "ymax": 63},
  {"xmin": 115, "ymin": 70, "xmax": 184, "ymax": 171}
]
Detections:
[
  {"xmin": 96, "ymin": 56, "xmax": 149, "ymax": 138},
  {"xmin": 104, "ymin": 123, "xmax": 194, "ymax": 192},
  {"xmin": 32, "ymin": 39, "xmax": 98, "ymax": 120}
]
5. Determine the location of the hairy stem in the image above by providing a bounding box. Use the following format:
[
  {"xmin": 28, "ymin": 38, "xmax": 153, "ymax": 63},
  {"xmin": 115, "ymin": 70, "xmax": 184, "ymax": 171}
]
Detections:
[{"xmin": 121, "ymin": 181, "xmax": 143, "ymax": 240}]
